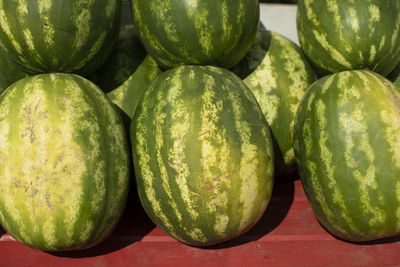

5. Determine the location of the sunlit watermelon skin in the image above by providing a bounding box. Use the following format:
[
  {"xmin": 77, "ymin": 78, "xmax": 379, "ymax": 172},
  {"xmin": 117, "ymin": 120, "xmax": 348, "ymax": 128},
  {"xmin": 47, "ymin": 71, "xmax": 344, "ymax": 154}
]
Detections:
[
  {"xmin": 0, "ymin": 0, "xmax": 121, "ymax": 75},
  {"xmin": 132, "ymin": 0, "xmax": 259, "ymax": 69},
  {"xmin": 232, "ymin": 28, "xmax": 317, "ymax": 173},
  {"xmin": 294, "ymin": 70, "xmax": 400, "ymax": 242},
  {"xmin": 0, "ymin": 73, "xmax": 130, "ymax": 251},
  {"xmin": 297, "ymin": 0, "xmax": 400, "ymax": 76},
  {"xmin": 131, "ymin": 65, "xmax": 274, "ymax": 246}
]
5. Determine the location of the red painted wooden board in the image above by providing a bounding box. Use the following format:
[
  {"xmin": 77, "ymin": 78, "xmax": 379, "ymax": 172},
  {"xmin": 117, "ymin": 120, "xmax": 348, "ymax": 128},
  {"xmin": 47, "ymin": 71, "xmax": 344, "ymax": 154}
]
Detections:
[{"xmin": 0, "ymin": 173, "xmax": 399, "ymax": 267}]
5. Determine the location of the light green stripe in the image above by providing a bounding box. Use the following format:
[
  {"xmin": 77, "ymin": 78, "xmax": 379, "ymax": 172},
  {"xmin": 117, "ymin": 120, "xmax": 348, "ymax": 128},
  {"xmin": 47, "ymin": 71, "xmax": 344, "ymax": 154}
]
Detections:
[
  {"xmin": 312, "ymin": 30, "xmax": 352, "ymax": 70},
  {"xmin": 166, "ymin": 71, "xmax": 198, "ymax": 221},
  {"xmin": 317, "ymin": 86, "xmax": 358, "ymax": 235},
  {"xmin": 380, "ymin": 109, "xmax": 400, "ymax": 169},
  {"xmin": 326, "ymin": 0, "xmax": 351, "ymax": 53},
  {"xmin": 16, "ymin": 0, "xmax": 28, "ymax": 17},
  {"xmin": 221, "ymin": 0, "xmax": 230, "ymax": 41},
  {"xmin": 227, "ymin": 87, "xmax": 259, "ymax": 232},
  {"xmin": 135, "ymin": 94, "xmax": 176, "ymax": 234},
  {"xmin": 154, "ymin": 87, "xmax": 183, "ymax": 224},
  {"xmin": 0, "ymin": 2, "xmax": 22, "ymax": 54},
  {"xmin": 73, "ymin": 7, "xmax": 91, "ymax": 49},
  {"xmin": 75, "ymin": 32, "xmax": 107, "ymax": 70},
  {"xmin": 22, "ymin": 28, "xmax": 47, "ymax": 69},
  {"xmin": 199, "ymin": 76, "xmax": 230, "ymax": 236},
  {"xmin": 245, "ymin": 54, "xmax": 279, "ymax": 125},
  {"xmin": 38, "ymin": 0, "xmax": 54, "ymax": 49},
  {"xmin": 188, "ymin": 3, "xmax": 212, "ymax": 57},
  {"xmin": 348, "ymin": 7, "xmax": 360, "ymax": 33},
  {"xmin": 151, "ymin": 0, "xmax": 179, "ymax": 43}
]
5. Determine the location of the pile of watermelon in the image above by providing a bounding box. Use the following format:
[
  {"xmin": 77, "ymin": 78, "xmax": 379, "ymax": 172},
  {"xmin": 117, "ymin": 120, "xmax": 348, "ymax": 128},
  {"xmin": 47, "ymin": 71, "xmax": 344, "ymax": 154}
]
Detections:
[{"xmin": 0, "ymin": 0, "xmax": 399, "ymax": 251}]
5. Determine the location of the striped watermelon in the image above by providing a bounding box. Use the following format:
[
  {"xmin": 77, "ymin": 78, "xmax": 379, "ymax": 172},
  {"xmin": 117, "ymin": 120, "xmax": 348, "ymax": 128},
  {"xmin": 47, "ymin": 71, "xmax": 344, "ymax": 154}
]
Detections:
[
  {"xmin": 0, "ymin": 73, "xmax": 130, "ymax": 251},
  {"xmin": 107, "ymin": 55, "xmax": 162, "ymax": 119},
  {"xmin": 131, "ymin": 0, "xmax": 259, "ymax": 69},
  {"xmin": 0, "ymin": 49, "xmax": 27, "ymax": 94},
  {"xmin": 0, "ymin": 0, "xmax": 121, "ymax": 75},
  {"xmin": 294, "ymin": 70, "xmax": 400, "ymax": 242},
  {"xmin": 297, "ymin": 0, "xmax": 400, "ymax": 76},
  {"xmin": 131, "ymin": 65, "xmax": 274, "ymax": 246},
  {"xmin": 232, "ymin": 28, "xmax": 316, "ymax": 174}
]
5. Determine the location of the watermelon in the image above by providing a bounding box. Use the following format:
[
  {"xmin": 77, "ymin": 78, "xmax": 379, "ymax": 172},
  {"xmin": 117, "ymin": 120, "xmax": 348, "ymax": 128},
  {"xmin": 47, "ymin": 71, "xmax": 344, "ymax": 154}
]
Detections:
[
  {"xmin": 131, "ymin": 65, "xmax": 274, "ymax": 246},
  {"xmin": 294, "ymin": 70, "xmax": 400, "ymax": 242},
  {"xmin": 107, "ymin": 55, "xmax": 162, "ymax": 119},
  {"xmin": 0, "ymin": 49, "xmax": 27, "ymax": 94},
  {"xmin": 297, "ymin": 0, "xmax": 400, "ymax": 76},
  {"xmin": 0, "ymin": 73, "xmax": 130, "ymax": 251},
  {"xmin": 0, "ymin": 0, "xmax": 121, "ymax": 75},
  {"xmin": 131, "ymin": 0, "xmax": 259, "ymax": 69},
  {"xmin": 231, "ymin": 28, "xmax": 316, "ymax": 174}
]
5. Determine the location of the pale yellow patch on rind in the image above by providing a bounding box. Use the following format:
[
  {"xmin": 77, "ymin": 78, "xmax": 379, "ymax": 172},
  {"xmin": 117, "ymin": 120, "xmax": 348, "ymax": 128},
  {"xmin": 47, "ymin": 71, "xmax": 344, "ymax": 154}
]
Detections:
[
  {"xmin": 348, "ymin": 7, "xmax": 359, "ymax": 33},
  {"xmin": 326, "ymin": 0, "xmax": 351, "ymax": 53},
  {"xmin": 227, "ymin": 88, "xmax": 260, "ymax": 232},
  {"xmin": 214, "ymin": 214, "xmax": 229, "ymax": 236},
  {"xmin": 154, "ymin": 92, "xmax": 183, "ymax": 224},
  {"xmin": 245, "ymin": 54, "xmax": 279, "ymax": 126},
  {"xmin": 187, "ymin": 3, "xmax": 212, "ymax": 57},
  {"xmin": 167, "ymin": 72, "xmax": 198, "ymax": 221},
  {"xmin": 368, "ymin": 5, "xmax": 380, "ymax": 23},
  {"xmin": 22, "ymin": 29, "xmax": 46, "ymax": 67},
  {"xmin": 199, "ymin": 76, "xmax": 231, "ymax": 236},
  {"xmin": 380, "ymin": 109, "xmax": 400, "ymax": 169},
  {"xmin": 312, "ymin": 30, "xmax": 353, "ymax": 70},
  {"xmin": 135, "ymin": 96, "xmax": 176, "ymax": 235},
  {"xmin": 17, "ymin": 0, "xmax": 28, "ymax": 17},
  {"xmin": 74, "ymin": 9, "xmax": 91, "ymax": 49},
  {"xmin": 188, "ymin": 228, "xmax": 207, "ymax": 244},
  {"xmin": 151, "ymin": 0, "xmax": 179, "ymax": 43}
]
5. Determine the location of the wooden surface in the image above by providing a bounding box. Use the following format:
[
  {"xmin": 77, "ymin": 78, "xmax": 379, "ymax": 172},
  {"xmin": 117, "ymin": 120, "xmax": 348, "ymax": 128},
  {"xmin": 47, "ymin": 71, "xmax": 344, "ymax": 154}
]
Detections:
[{"xmin": 0, "ymin": 173, "xmax": 399, "ymax": 267}]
